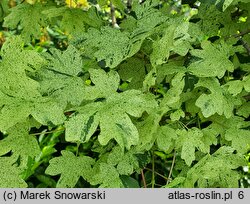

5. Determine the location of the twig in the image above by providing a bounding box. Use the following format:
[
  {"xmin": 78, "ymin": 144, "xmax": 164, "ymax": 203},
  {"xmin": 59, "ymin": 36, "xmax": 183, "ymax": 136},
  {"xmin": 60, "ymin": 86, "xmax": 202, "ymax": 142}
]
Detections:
[
  {"xmin": 231, "ymin": 29, "xmax": 250, "ymax": 38},
  {"xmin": 144, "ymin": 167, "xmax": 169, "ymax": 180},
  {"xmin": 225, "ymin": 28, "xmax": 250, "ymax": 56},
  {"xmin": 141, "ymin": 169, "xmax": 147, "ymax": 188},
  {"xmin": 225, "ymin": 29, "xmax": 250, "ymax": 40},
  {"xmin": 166, "ymin": 151, "xmax": 176, "ymax": 185},
  {"xmin": 239, "ymin": 37, "xmax": 250, "ymax": 56},
  {"xmin": 151, "ymin": 152, "xmax": 155, "ymax": 188},
  {"xmin": 110, "ymin": 2, "xmax": 116, "ymax": 27},
  {"xmin": 30, "ymin": 128, "xmax": 65, "ymax": 136}
]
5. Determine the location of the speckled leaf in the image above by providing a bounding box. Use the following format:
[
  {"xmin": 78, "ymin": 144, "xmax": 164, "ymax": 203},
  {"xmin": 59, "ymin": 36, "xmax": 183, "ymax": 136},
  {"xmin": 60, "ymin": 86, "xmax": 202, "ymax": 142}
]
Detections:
[{"xmin": 45, "ymin": 150, "xmax": 94, "ymax": 187}]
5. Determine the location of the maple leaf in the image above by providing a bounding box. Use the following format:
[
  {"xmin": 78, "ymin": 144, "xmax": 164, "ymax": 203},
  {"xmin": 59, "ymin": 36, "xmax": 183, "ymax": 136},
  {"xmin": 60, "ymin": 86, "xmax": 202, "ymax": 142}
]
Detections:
[
  {"xmin": 188, "ymin": 41, "xmax": 234, "ymax": 78},
  {"xmin": 45, "ymin": 150, "xmax": 94, "ymax": 187},
  {"xmin": 79, "ymin": 26, "xmax": 131, "ymax": 68},
  {"xmin": 150, "ymin": 25, "xmax": 175, "ymax": 66},
  {"xmin": 82, "ymin": 68, "xmax": 120, "ymax": 100},
  {"xmin": 0, "ymin": 124, "xmax": 40, "ymax": 163},
  {"xmin": 156, "ymin": 125, "xmax": 178, "ymax": 153},
  {"xmin": 208, "ymin": 115, "xmax": 250, "ymax": 154},
  {"xmin": 107, "ymin": 146, "xmax": 139, "ymax": 175},
  {"xmin": 37, "ymin": 45, "xmax": 86, "ymax": 107},
  {"xmin": 237, "ymin": 102, "xmax": 250, "ymax": 118},
  {"xmin": 118, "ymin": 57, "xmax": 146, "ymax": 90},
  {"xmin": 0, "ymin": 156, "xmax": 27, "ymax": 187},
  {"xmin": 150, "ymin": 22, "xmax": 192, "ymax": 66},
  {"xmin": 65, "ymin": 69, "xmax": 157, "ymax": 149},
  {"xmin": 184, "ymin": 147, "xmax": 246, "ymax": 187},
  {"xmin": 43, "ymin": 6, "xmax": 103, "ymax": 38},
  {"xmin": 176, "ymin": 127, "xmax": 212, "ymax": 166},
  {"xmin": 195, "ymin": 78, "xmax": 241, "ymax": 118},
  {"xmin": 161, "ymin": 72, "xmax": 186, "ymax": 109},
  {"xmin": 0, "ymin": 37, "xmax": 65, "ymax": 131},
  {"xmin": 3, "ymin": 3, "xmax": 47, "ymax": 43},
  {"xmin": 90, "ymin": 163, "xmax": 123, "ymax": 187}
]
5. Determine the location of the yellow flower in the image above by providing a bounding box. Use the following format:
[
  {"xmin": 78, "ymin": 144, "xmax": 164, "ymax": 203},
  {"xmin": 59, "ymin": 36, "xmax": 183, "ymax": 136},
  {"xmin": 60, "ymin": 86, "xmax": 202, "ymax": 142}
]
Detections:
[{"xmin": 65, "ymin": 0, "xmax": 89, "ymax": 8}]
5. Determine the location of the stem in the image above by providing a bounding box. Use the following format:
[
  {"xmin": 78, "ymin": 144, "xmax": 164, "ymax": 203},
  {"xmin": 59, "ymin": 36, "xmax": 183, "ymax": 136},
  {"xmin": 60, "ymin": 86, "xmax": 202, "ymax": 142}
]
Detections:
[
  {"xmin": 232, "ymin": 29, "xmax": 250, "ymax": 38},
  {"xmin": 30, "ymin": 128, "xmax": 65, "ymax": 136},
  {"xmin": 141, "ymin": 169, "xmax": 147, "ymax": 188},
  {"xmin": 110, "ymin": 2, "xmax": 116, "ymax": 27},
  {"xmin": 178, "ymin": 121, "xmax": 189, "ymax": 130},
  {"xmin": 225, "ymin": 29, "xmax": 250, "ymax": 56},
  {"xmin": 185, "ymin": 117, "xmax": 197, "ymax": 127},
  {"xmin": 166, "ymin": 150, "xmax": 176, "ymax": 185},
  {"xmin": 76, "ymin": 143, "xmax": 80, "ymax": 156},
  {"xmin": 151, "ymin": 151, "xmax": 155, "ymax": 188},
  {"xmin": 144, "ymin": 168, "xmax": 169, "ymax": 180},
  {"xmin": 239, "ymin": 37, "xmax": 250, "ymax": 56},
  {"xmin": 197, "ymin": 116, "xmax": 201, "ymax": 129}
]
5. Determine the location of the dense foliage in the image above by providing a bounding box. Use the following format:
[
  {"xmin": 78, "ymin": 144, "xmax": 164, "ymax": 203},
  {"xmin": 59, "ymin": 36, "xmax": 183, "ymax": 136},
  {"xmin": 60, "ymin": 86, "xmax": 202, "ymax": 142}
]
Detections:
[{"xmin": 0, "ymin": 0, "xmax": 249, "ymax": 188}]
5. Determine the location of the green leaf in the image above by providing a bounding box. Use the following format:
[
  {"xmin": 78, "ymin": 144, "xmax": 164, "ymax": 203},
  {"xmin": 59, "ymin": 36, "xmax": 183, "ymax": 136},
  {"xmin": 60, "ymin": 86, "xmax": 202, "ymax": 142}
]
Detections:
[
  {"xmin": 0, "ymin": 156, "xmax": 27, "ymax": 188},
  {"xmin": 223, "ymin": 0, "xmax": 234, "ymax": 11},
  {"xmin": 156, "ymin": 125, "xmax": 177, "ymax": 153},
  {"xmin": 195, "ymin": 78, "xmax": 241, "ymax": 118},
  {"xmin": 90, "ymin": 163, "xmax": 123, "ymax": 187},
  {"xmin": 107, "ymin": 146, "xmax": 139, "ymax": 175},
  {"xmin": 176, "ymin": 128, "xmax": 211, "ymax": 166},
  {"xmin": 243, "ymin": 74, "xmax": 250, "ymax": 92},
  {"xmin": 225, "ymin": 129, "xmax": 250, "ymax": 154},
  {"xmin": 66, "ymin": 69, "xmax": 157, "ymax": 149},
  {"xmin": 0, "ymin": 125, "xmax": 40, "ymax": 163},
  {"xmin": 65, "ymin": 109, "xmax": 98, "ymax": 143},
  {"xmin": 83, "ymin": 68, "xmax": 120, "ymax": 100},
  {"xmin": 80, "ymin": 26, "xmax": 131, "ymax": 68},
  {"xmin": 163, "ymin": 177, "xmax": 185, "ymax": 188},
  {"xmin": 0, "ymin": 37, "xmax": 65, "ymax": 130},
  {"xmin": 184, "ymin": 147, "xmax": 246, "ymax": 187},
  {"xmin": 237, "ymin": 102, "xmax": 250, "ymax": 118},
  {"xmin": 150, "ymin": 25, "xmax": 175, "ymax": 66},
  {"xmin": 161, "ymin": 72, "xmax": 185, "ymax": 109},
  {"xmin": 151, "ymin": 21, "xmax": 192, "ymax": 66},
  {"xmin": 38, "ymin": 45, "xmax": 85, "ymax": 107},
  {"xmin": 224, "ymin": 80, "xmax": 244, "ymax": 96},
  {"xmin": 170, "ymin": 109, "xmax": 185, "ymax": 121},
  {"xmin": 116, "ymin": 152, "xmax": 139, "ymax": 175},
  {"xmin": 156, "ymin": 58, "xmax": 186, "ymax": 84},
  {"xmin": 120, "ymin": 175, "xmax": 140, "ymax": 188},
  {"xmin": 45, "ymin": 150, "xmax": 94, "ymax": 187},
  {"xmin": 136, "ymin": 111, "xmax": 163, "ymax": 151},
  {"xmin": 206, "ymin": 115, "xmax": 250, "ymax": 154},
  {"xmin": 3, "ymin": 3, "xmax": 47, "ymax": 43},
  {"xmin": 0, "ymin": 0, "xmax": 10, "ymax": 22},
  {"xmin": 43, "ymin": 7, "xmax": 103, "ymax": 37},
  {"xmin": 188, "ymin": 41, "xmax": 234, "ymax": 78},
  {"xmin": 118, "ymin": 57, "xmax": 146, "ymax": 89}
]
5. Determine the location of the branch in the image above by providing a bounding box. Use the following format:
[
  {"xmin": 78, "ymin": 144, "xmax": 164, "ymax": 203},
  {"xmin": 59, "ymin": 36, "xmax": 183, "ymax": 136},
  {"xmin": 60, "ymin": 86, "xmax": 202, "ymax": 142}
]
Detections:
[
  {"xmin": 166, "ymin": 151, "xmax": 176, "ymax": 185},
  {"xmin": 141, "ymin": 169, "xmax": 147, "ymax": 188},
  {"xmin": 239, "ymin": 37, "xmax": 250, "ymax": 56},
  {"xmin": 110, "ymin": 2, "xmax": 116, "ymax": 28},
  {"xmin": 144, "ymin": 167, "xmax": 169, "ymax": 180},
  {"xmin": 231, "ymin": 29, "xmax": 250, "ymax": 38},
  {"xmin": 226, "ymin": 29, "xmax": 250, "ymax": 56}
]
